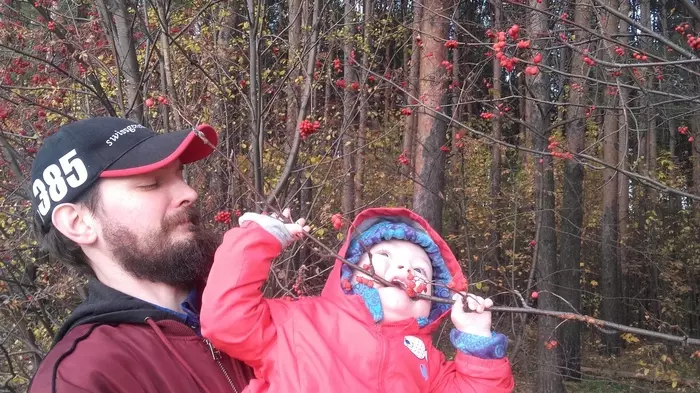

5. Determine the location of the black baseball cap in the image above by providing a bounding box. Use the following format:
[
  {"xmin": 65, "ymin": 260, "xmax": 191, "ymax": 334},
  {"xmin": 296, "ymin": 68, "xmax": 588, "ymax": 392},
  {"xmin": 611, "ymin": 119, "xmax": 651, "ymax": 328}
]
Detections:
[{"xmin": 30, "ymin": 117, "xmax": 218, "ymax": 229}]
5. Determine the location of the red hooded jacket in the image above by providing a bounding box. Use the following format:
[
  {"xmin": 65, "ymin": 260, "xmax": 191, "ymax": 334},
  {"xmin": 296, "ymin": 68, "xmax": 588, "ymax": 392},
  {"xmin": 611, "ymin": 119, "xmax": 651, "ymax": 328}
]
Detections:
[
  {"xmin": 201, "ymin": 207, "xmax": 514, "ymax": 393},
  {"xmin": 29, "ymin": 280, "xmax": 252, "ymax": 393}
]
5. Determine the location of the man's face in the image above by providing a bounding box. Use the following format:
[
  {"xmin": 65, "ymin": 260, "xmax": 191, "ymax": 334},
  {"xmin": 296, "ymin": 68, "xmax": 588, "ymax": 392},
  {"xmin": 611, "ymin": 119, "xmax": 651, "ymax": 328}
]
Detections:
[{"xmin": 92, "ymin": 160, "xmax": 218, "ymax": 287}]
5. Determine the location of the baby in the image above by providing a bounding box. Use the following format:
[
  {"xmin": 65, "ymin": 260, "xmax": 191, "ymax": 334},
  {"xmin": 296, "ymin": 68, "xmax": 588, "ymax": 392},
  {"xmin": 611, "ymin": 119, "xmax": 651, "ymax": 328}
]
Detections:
[{"xmin": 201, "ymin": 207, "xmax": 514, "ymax": 392}]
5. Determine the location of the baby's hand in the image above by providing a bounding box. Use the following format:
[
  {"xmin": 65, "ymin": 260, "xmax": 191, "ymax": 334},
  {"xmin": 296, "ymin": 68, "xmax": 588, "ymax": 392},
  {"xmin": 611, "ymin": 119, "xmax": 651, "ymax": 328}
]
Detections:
[
  {"xmin": 274, "ymin": 208, "xmax": 310, "ymax": 241},
  {"xmin": 450, "ymin": 293, "xmax": 493, "ymax": 337},
  {"xmin": 239, "ymin": 208, "xmax": 310, "ymax": 248}
]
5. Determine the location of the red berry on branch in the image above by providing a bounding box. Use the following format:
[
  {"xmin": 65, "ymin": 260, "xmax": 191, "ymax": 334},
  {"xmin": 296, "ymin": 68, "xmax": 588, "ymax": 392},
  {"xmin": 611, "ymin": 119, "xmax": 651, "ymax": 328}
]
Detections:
[
  {"xmin": 331, "ymin": 213, "xmax": 343, "ymax": 230},
  {"xmin": 533, "ymin": 53, "xmax": 543, "ymax": 64},
  {"xmin": 525, "ymin": 66, "xmax": 539, "ymax": 76}
]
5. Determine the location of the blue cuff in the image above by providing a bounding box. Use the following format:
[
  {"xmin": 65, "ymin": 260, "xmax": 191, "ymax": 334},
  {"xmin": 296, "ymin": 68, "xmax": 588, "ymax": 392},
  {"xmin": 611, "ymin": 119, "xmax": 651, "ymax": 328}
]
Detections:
[{"xmin": 449, "ymin": 329, "xmax": 508, "ymax": 359}]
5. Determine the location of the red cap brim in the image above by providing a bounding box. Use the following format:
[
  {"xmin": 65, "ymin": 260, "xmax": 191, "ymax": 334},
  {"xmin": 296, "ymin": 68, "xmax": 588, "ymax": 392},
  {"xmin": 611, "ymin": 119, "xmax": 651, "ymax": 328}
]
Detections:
[{"xmin": 100, "ymin": 124, "xmax": 218, "ymax": 178}]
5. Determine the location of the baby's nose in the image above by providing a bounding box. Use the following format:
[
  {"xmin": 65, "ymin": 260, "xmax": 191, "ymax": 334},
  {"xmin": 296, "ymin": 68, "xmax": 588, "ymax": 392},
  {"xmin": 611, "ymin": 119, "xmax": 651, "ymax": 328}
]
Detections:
[{"xmin": 397, "ymin": 264, "xmax": 405, "ymax": 270}]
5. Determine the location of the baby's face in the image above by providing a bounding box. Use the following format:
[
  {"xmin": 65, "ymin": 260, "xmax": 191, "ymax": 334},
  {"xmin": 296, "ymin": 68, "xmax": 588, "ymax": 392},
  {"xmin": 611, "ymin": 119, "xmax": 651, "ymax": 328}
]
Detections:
[{"xmin": 351, "ymin": 240, "xmax": 433, "ymax": 322}]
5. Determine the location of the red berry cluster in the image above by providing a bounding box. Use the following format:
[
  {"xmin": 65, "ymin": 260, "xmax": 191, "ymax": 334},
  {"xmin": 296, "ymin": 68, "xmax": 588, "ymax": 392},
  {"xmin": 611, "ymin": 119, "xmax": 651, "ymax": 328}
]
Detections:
[
  {"xmin": 341, "ymin": 279, "xmax": 352, "ymax": 291},
  {"xmin": 533, "ymin": 53, "xmax": 543, "ymax": 64},
  {"xmin": 444, "ymin": 40, "xmax": 458, "ymax": 49},
  {"xmin": 493, "ymin": 29, "xmax": 517, "ymax": 72},
  {"xmin": 400, "ymin": 107, "xmax": 413, "ymax": 116},
  {"xmin": 632, "ymin": 52, "xmax": 648, "ymax": 61},
  {"xmin": 398, "ymin": 150, "xmax": 410, "ymax": 165},
  {"xmin": 333, "ymin": 58, "xmax": 341, "ymax": 72},
  {"xmin": 508, "ymin": 24, "xmax": 520, "ymax": 39},
  {"xmin": 614, "ymin": 46, "xmax": 625, "ymax": 56},
  {"xmin": 331, "ymin": 213, "xmax": 343, "ymax": 230},
  {"xmin": 404, "ymin": 270, "xmax": 428, "ymax": 296},
  {"xmin": 654, "ymin": 66, "xmax": 664, "ymax": 81},
  {"xmin": 517, "ymin": 40, "xmax": 531, "ymax": 49},
  {"xmin": 678, "ymin": 126, "xmax": 693, "ymax": 142},
  {"xmin": 335, "ymin": 79, "xmax": 346, "ymax": 89},
  {"xmin": 356, "ymin": 276, "xmax": 374, "ymax": 288},
  {"xmin": 440, "ymin": 60, "xmax": 453, "ymax": 71},
  {"xmin": 145, "ymin": 95, "xmax": 168, "ymax": 108},
  {"xmin": 547, "ymin": 136, "xmax": 574, "ymax": 160},
  {"xmin": 0, "ymin": 106, "xmax": 9, "ymax": 120},
  {"xmin": 675, "ymin": 23, "xmax": 700, "ymax": 50},
  {"xmin": 291, "ymin": 266, "xmax": 308, "ymax": 296},
  {"xmin": 524, "ymin": 66, "xmax": 539, "ymax": 76},
  {"xmin": 299, "ymin": 119, "xmax": 321, "ymax": 139},
  {"xmin": 214, "ymin": 211, "xmax": 232, "ymax": 224},
  {"xmin": 480, "ymin": 112, "xmax": 494, "ymax": 120},
  {"xmin": 544, "ymin": 339, "xmax": 559, "ymax": 350}
]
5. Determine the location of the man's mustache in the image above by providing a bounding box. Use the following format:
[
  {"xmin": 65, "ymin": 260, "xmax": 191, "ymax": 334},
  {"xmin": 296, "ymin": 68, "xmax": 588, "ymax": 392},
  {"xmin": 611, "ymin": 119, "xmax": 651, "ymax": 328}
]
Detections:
[{"xmin": 163, "ymin": 206, "xmax": 201, "ymax": 231}]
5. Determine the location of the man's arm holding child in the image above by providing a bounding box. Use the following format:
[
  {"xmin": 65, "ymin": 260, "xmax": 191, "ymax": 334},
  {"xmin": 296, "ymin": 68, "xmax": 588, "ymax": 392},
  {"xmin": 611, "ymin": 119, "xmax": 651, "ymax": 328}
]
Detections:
[
  {"xmin": 201, "ymin": 209, "xmax": 308, "ymax": 366},
  {"xmin": 428, "ymin": 294, "xmax": 515, "ymax": 393}
]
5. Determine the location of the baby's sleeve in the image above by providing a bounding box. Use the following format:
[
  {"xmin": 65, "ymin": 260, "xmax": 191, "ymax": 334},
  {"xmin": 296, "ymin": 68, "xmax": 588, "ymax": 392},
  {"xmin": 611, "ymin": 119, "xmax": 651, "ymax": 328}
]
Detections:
[
  {"xmin": 201, "ymin": 222, "xmax": 288, "ymax": 368},
  {"xmin": 427, "ymin": 337, "xmax": 514, "ymax": 393}
]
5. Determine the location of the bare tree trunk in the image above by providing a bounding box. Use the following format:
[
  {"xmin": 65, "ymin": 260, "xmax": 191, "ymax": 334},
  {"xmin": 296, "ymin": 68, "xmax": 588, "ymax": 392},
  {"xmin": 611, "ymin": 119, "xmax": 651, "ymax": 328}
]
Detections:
[
  {"xmin": 529, "ymin": 2, "xmax": 564, "ymax": 392},
  {"xmin": 156, "ymin": 0, "xmax": 182, "ymax": 130},
  {"xmin": 286, "ymin": 0, "xmax": 302, "ymax": 149},
  {"xmin": 601, "ymin": 87, "xmax": 623, "ymax": 352},
  {"xmin": 341, "ymin": 0, "xmax": 358, "ymax": 219},
  {"xmin": 617, "ymin": 0, "xmax": 630, "ymax": 327},
  {"xmin": 412, "ymin": 0, "xmax": 449, "ymax": 232},
  {"xmin": 246, "ymin": 0, "xmax": 263, "ymax": 202},
  {"xmin": 692, "ymin": 115, "xmax": 700, "ymax": 226},
  {"xmin": 95, "ymin": 0, "xmax": 144, "ymax": 122},
  {"xmin": 558, "ymin": 0, "xmax": 591, "ymax": 381},
  {"xmin": 355, "ymin": 0, "xmax": 372, "ymax": 209},
  {"xmin": 487, "ymin": 4, "xmax": 503, "ymax": 273},
  {"xmin": 212, "ymin": 0, "xmax": 239, "ymax": 210},
  {"xmin": 599, "ymin": 0, "xmax": 624, "ymax": 356},
  {"xmin": 399, "ymin": 4, "xmax": 421, "ymax": 206}
]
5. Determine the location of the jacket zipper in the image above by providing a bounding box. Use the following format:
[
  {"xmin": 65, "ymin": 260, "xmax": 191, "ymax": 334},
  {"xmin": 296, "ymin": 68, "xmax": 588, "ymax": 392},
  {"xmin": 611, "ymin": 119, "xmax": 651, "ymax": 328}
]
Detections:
[
  {"xmin": 375, "ymin": 325, "xmax": 385, "ymax": 393},
  {"xmin": 204, "ymin": 338, "xmax": 239, "ymax": 393}
]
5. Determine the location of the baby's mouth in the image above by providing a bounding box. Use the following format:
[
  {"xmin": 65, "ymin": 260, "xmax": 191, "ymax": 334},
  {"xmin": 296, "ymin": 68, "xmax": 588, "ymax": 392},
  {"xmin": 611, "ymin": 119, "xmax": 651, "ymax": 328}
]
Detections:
[{"xmin": 390, "ymin": 278, "xmax": 408, "ymax": 289}]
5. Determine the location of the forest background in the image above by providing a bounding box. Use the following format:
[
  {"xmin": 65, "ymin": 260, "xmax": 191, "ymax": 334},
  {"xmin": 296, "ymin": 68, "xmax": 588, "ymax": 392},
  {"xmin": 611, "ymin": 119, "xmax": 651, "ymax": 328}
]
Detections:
[{"xmin": 0, "ymin": 0, "xmax": 700, "ymax": 391}]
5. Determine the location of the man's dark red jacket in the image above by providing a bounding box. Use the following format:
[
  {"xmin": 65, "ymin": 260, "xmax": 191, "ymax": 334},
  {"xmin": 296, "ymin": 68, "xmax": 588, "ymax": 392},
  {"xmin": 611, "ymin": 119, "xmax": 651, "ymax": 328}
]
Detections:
[{"xmin": 29, "ymin": 279, "xmax": 252, "ymax": 393}]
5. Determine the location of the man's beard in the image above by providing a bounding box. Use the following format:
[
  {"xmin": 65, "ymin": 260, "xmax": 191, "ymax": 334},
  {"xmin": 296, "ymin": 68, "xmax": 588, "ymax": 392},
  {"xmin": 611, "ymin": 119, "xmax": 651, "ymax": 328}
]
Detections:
[{"xmin": 102, "ymin": 206, "xmax": 220, "ymax": 288}]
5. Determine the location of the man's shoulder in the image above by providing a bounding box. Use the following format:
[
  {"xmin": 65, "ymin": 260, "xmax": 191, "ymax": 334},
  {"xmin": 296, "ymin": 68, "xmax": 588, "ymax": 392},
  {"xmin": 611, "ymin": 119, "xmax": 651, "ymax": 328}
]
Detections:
[{"xmin": 29, "ymin": 323, "xmax": 152, "ymax": 392}]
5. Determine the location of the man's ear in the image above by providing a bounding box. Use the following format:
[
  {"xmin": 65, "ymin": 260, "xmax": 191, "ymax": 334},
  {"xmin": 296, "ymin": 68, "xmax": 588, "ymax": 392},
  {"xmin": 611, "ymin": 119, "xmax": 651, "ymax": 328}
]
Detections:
[{"xmin": 52, "ymin": 203, "xmax": 98, "ymax": 245}]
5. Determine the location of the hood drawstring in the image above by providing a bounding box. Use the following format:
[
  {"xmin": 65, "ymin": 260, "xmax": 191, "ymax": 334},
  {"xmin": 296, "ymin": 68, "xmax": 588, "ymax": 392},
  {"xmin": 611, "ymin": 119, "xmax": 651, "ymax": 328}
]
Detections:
[{"xmin": 145, "ymin": 318, "xmax": 214, "ymax": 393}]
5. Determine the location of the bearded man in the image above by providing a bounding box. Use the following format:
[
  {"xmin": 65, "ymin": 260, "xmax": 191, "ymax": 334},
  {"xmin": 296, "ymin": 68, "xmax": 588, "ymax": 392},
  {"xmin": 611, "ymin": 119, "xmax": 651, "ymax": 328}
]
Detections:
[{"xmin": 28, "ymin": 117, "xmax": 251, "ymax": 393}]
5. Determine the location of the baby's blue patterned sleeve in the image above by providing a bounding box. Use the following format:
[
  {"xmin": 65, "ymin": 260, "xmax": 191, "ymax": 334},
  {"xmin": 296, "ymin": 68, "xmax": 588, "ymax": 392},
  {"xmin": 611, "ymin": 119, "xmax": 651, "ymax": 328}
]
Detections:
[{"xmin": 449, "ymin": 329, "xmax": 508, "ymax": 359}]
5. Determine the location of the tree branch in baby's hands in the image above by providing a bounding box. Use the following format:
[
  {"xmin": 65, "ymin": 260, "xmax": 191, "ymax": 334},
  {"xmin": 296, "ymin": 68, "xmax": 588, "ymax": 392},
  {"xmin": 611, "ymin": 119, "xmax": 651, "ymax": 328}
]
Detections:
[
  {"xmin": 272, "ymin": 208, "xmax": 311, "ymax": 240},
  {"xmin": 451, "ymin": 293, "xmax": 494, "ymax": 337}
]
